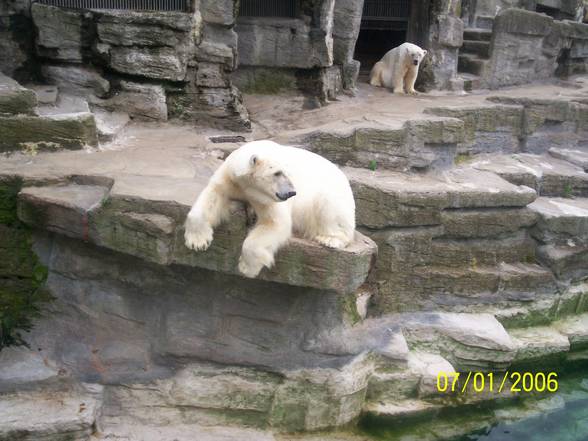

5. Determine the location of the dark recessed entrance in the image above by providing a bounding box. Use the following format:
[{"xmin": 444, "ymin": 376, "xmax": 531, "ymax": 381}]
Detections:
[{"xmin": 354, "ymin": 0, "xmax": 411, "ymax": 72}]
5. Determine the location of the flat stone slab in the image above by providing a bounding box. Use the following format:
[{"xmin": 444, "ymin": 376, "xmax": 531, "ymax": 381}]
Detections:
[
  {"xmin": 0, "ymin": 72, "xmax": 37, "ymax": 115},
  {"xmin": 346, "ymin": 166, "xmax": 536, "ymax": 228},
  {"xmin": 550, "ymin": 147, "xmax": 588, "ymax": 171},
  {"xmin": 0, "ymin": 383, "xmax": 103, "ymax": 441},
  {"xmin": 510, "ymin": 326, "xmax": 570, "ymax": 364},
  {"xmin": 17, "ymin": 181, "xmax": 377, "ymax": 294},
  {"xmin": 529, "ymin": 197, "xmax": 588, "ymax": 242},
  {"xmin": 471, "ymin": 153, "xmax": 588, "ymax": 197}
]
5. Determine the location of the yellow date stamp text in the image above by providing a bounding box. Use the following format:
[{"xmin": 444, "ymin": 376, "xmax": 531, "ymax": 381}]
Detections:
[{"xmin": 436, "ymin": 371, "xmax": 559, "ymax": 394}]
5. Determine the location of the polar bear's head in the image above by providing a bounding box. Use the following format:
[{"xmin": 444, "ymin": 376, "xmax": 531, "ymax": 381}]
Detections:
[
  {"xmin": 409, "ymin": 47, "xmax": 427, "ymax": 66},
  {"xmin": 233, "ymin": 152, "xmax": 296, "ymax": 205}
]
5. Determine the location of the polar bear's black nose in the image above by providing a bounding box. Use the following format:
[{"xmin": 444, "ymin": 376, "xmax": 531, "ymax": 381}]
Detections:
[
  {"xmin": 413, "ymin": 60, "xmax": 419, "ymax": 66},
  {"xmin": 276, "ymin": 191, "xmax": 296, "ymax": 201}
]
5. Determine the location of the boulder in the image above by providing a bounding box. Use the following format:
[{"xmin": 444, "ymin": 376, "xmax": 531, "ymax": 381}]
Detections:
[
  {"xmin": 109, "ymin": 46, "xmax": 188, "ymax": 81},
  {"xmin": 91, "ymin": 81, "xmax": 168, "ymax": 121},
  {"xmin": 31, "ymin": 3, "xmax": 85, "ymax": 62}
]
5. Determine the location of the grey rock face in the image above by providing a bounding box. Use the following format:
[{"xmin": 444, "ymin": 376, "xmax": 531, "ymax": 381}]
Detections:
[
  {"xmin": 32, "ymin": 3, "xmax": 85, "ymax": 62},
  {"xmin": 236, "ymin": 17, "xmax": 333, "ymax": 69},
  {"xmin": 91, "ymin": 81, "xmax": 168, "ymax": 121},
  {"xmin": 110, "ymin": 46, "xmax": 188, "ymax": 81},
  {"xmin": 42, "ymin": 65, "xmax": 110, "ymax": 98},
  {"xmin": 200, "ymin": 0, "xmax": 236, "ymax": 26}
]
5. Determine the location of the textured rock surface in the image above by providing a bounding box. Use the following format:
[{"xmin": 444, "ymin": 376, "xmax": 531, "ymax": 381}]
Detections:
[
  {"xmin": 290, "ymin": 117, "xmax": 465, "ymax": 172},
  {"xmin": 0, "ymin": 382, "xmax": 103, "ymax": 441},
  {"xmin": 32, "ymin": 3, "xmax": 84, "ymax": 62},
  {"xmin": 42, "ymin": 65, "xmax": 110, "ymax": 98},
  {"xmin": 0, "ymin": 72, "xmax": 37, "ymax": 115}
]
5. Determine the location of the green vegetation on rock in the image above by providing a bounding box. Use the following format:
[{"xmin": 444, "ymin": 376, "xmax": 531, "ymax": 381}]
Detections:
[{"xmin": 0, "ymin": 178, "xmax": 52, "ymax": 350}]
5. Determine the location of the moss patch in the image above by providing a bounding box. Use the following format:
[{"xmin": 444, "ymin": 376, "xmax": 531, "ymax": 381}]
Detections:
[{"xmin": 0, "ymin": 178, "xmax": 52, "ymax": 349}]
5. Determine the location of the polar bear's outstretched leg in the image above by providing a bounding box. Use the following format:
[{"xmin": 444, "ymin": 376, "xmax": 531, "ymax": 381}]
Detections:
[
  {"xmin": 405, "ymin": 68, "xmax": 419, "ymax": 95},
  {"xmin": 185, "ymin": 170, "xmax": 232, "ymax": 251},
  {"xmin": 238, "ymin": 205, "xmax": 292, "ymax": 278}
]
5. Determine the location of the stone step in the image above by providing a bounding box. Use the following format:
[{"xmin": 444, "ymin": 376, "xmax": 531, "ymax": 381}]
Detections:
[
  {"xmin": 417, "ymin": 263, "xmax": 556, "ymax": 305},
  {"xmin": 526, "ymin": 195, "xmax": 588, "ymax": 285},
  {"xmin": 16, "ymin": 180, "xmax": 376, "ymax": 294},
  {"xmin": 425, "ymin": 103, "xmax": 524, "ymax": 155},
  {"xmin": 0, "ymin": 72, "xmax": 37, "ymax": 115},
  {"xmin": 463, "ymin": 28, "xmax": 493, "ymax": 41},
  {"xmin": 470, "ymin": 154, "xmax": 588, "ymax": 197},
  {"xmin": 0, "ymin": 112, "xmax": 98, "ymax": 153},
  {"xmin": 37, "ymin": 93, "xmax": 90, "ymax": 116},
  {"xmin": 284, "ymin": 116, "xmax": 465, "ymax": 172},
  {"xmin": 458, "ymin": 54, "xmax": 488, "ymax": 77},
  {"xmin": 510, "ymin": 326, "xmax": 571, "ymax": 367},
  {"xmin": 461, "ymin": 40, "xmax": 490, "ymax": 58},
  {"xmin": 98, "ymin": 357, "xmax": 372, "ymax": 433},
  {"xmin": 345, "ymin": 166, "xmax": 536, "ymax": 229},
  {"xmin": 0, "ymin": 381, "xmax": 103, "ymax": 441},
  {"xmin": 529, "ymin": 197, "xmax": 588, "ymax": 244},
  {"xmin": 550, "ymin": 147, "xmax": 588, "ymax": 171}
]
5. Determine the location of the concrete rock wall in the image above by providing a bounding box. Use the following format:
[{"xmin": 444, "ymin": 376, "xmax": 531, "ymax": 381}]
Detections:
[
  {"xmin": 484, "ymin": 8, "xmax": 588, "ymax": 88},
  {"xmin": 31, "ymin": 3, "xmax": 250, "ymax": 130}
]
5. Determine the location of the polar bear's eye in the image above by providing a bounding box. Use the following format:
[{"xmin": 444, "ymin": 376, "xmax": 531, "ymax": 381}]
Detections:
[{"xmin": 274, "ymin": 171, "xmax": 284, "ymax": 177}]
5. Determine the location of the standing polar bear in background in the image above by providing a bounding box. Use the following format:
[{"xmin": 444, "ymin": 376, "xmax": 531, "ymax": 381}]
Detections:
[
  {"xmin": 370, "ymin": 42, "xmax": 427, "ymax": 95},
  {"xmin": 184, "ymin": 140, "xmax": 356, "ymax": 278}
]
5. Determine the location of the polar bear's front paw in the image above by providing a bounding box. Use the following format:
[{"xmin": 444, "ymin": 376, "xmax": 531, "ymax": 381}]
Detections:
[
  {"xmin": 314, "ymin": 235, "xmax": 348, "ymax": 249},
  {"xmin": 238, "ymin": 255, "xmax": 264, "ymax": 278},
  {"xmin": 408, "ymin": 89, "xmax": 419, "ymax": 96},
  {"xmin": 238, "ymin": 247, "xmax": 274, "ymax": 278},
  {"xmin": 184, "ymin": 219, "xmax": 213, "ymax": 251}
]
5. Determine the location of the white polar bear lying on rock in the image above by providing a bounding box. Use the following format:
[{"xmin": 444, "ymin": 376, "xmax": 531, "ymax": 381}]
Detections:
[
  {"xmin": 369, "ymin": 42, "xmax": 427, "ymax": 95},
  {"xmin": 184, "ymin": 140, "xmax": 356, "ymax": 278}
]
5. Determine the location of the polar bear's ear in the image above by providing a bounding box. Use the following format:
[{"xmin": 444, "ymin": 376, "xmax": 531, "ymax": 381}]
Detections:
[{"xmin": 423, "ymin": 50, "xmax": 428, "ymax": 56}]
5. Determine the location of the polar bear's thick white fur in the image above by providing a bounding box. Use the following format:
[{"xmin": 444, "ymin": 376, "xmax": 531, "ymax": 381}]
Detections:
[
  {"xmin": 184, "ymin": 140, "xmax": 356, "ymax": 278},
  {"xmin": 369, "ymin": 42, "xmax": 427, "ymax": 95}
]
